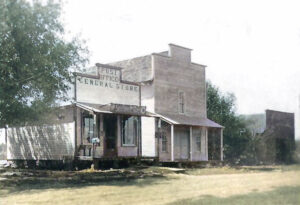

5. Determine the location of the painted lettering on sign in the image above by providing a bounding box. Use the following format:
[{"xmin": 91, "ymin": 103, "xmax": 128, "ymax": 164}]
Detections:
[
  {"xmin": 98, "ymin": 67, "xmax": 121, "ymax": 82},
  {"xmin": 77, "ymin": 77, "xmax": 139, "ymax": 92},
  {"xmin": 75, "ymin": 65, "xmax": 140, "ymax": 106},
  {"xmin": 110, "ymin": 104, "xmax": 146, "ymax": 115}
]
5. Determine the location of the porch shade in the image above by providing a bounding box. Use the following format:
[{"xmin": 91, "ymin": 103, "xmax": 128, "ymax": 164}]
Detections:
[
  {"xmin": 153, "ymin": 113, "xmax": 224, "ymax": 128},
  {"xmin": 76, "ymin": 102, "xmax": 152, "ymax": 116},
  {"xmin": 76, "ymin": 103, "xmax": 112, "ymax": 114}
]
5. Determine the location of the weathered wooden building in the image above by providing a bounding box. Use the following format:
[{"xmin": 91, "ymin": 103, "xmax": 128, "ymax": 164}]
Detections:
[
  {"xmin": 258, "ymin": 109, "xmax": 295, "ymax": 163},
  {"xmin": 5, "ymin": 44, "xmax": 223, "ymax": 166},
  {"xmin": 109, "ymin": 44, "xmax": 224, "ymax": 161}
]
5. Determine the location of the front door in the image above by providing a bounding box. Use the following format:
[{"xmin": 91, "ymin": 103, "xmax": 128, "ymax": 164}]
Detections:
[
  {"xmin": 174, "ymin": 127, "xmax": 190, "ymax": 160},
  {"xmin": 104, "ymin": 115, "xmax": 118, "ymax": 157}
]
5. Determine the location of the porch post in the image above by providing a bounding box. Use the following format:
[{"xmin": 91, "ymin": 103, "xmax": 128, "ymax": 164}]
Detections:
[
  {"xmin": 221, "ymin": 128, "xmax": 224, "ymax": 161},
  {"xmin": 117, "ymin": 115, "xmax": 121, "ymax": 156},
  {"xmin": 206, "ymin": 127, "xmax": 208, "ymax": 160},
  {"xmin": 190, "ymin": 126, "xmax": 193, "ymax": 161},
  {"xmin": 99, "ymin": 114, "xmax": 104, "ymax": 156},
  {"xmin": 171, "ymin": 124, "xmax": 174, "ymax": 161}
]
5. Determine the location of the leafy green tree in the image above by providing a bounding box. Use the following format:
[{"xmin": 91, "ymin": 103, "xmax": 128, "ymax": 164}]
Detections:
[
  {"xmin": 0, "ymin": 0, "xmax": 87, "ymax": 127},
  {"xmin": 206, "ymin": 81, "xmax": 252, "ymax": 163}
]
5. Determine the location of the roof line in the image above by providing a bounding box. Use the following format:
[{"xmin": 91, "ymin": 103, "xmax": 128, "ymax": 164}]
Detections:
[{"xmin": 169, "ymin": 43, "xmax": 193, "ymax": 50}]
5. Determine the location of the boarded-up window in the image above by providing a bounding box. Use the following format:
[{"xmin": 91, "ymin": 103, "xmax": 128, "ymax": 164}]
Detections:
[
  {"xmin": 122, "ymin": 116, "xmax": 139, "ymax": 146},
  {"xmin": 178, "ymin": 91, "xmax": 185, "ymax": 113}
]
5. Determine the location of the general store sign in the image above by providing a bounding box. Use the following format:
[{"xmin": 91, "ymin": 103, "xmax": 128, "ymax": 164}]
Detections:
[
  {"xmin": 110, "ymin": 104, "xmax": 146, "ymax": 115},
  {"xmin": 75, "ymin": 65, "xmax": 140, "ymax": 106}
]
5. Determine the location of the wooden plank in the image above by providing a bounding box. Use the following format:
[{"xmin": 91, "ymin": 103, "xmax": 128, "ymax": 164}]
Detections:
[
  {"xmin": 171, "ymin": 125, "xmax": 174, "ymax": 161},
  {"xmin": 190, "ymin": 126, "xmax": 192, "ymax": 161}
]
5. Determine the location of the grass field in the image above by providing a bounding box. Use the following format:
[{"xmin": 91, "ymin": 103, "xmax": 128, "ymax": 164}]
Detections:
[{"xmin": 1, "ymin": 165, "xmax": 300, "ymax": 205}]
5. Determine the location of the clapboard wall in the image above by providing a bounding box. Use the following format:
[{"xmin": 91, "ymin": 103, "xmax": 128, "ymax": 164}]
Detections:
[{"xmin": 7, "ymin": 122, "xmax": 75, "ymax": 161}]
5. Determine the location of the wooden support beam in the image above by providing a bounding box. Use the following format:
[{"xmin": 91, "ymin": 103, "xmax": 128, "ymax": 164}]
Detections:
[
  {"xmin": 117, "ymin": 115, "xmax": 121, "ymax": 157},
  {"xmin": 205, "ymin": 127, "xmax": 208, "ymax": 160},
  {"xmin": 171, "ymin": 124, "xmax": 174, "ymax": 162},
  {"xmin": 221, "ymin": 128, "xmax": 224, "ymax": 161},
  {"xmin": 190, "ymin": 126, "xmax": 193, "ymax": 161}
]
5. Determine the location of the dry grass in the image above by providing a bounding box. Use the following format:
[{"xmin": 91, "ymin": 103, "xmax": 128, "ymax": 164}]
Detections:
[{"xmin": 1, "ymin": 165, "xmax": 300, "ymax": 205}]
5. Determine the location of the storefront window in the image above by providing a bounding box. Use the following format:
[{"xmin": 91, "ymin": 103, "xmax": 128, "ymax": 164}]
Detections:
[
  {"xmin": 83, "ymin": 114, "xmax": 95, "ymax": 143},
  {"xmin": 194, "ymin": 128, "xmax": 202, "ymax": 151},
  {"xmin": 122, "ymin": 116, "xmax": 139, "ymax": 146}
]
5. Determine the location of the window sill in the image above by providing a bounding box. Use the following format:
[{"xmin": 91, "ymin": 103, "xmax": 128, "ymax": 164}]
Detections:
[
  {"xmin": 122, "ymin": 144, "xmax": 136, "ymax": 147},
  {"xmin": 82, "ymin": 143, "xmax": 92, "ymax": 146}
]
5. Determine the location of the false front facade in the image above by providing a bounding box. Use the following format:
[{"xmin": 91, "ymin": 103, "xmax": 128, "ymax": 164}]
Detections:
[
  {"xmin": 110, "ymin": 44, "xmax": 223, "ymax": 161},
  {"xmin": 4, "ymin": 44, "xmax": 223, "ymax": 165}
]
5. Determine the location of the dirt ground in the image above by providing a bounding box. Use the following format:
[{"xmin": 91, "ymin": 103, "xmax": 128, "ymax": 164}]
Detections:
[{"xmin": 1, "ymin": 165, "xmax": 300, "ymax": 205}]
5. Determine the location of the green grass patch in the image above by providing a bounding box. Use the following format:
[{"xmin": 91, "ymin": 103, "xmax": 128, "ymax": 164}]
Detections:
[{"xmin": 169, "ymin": 186, "xmax": 300, "ymax": 205}]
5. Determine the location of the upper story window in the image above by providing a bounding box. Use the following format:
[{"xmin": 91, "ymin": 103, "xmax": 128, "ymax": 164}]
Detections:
[{"xmin": 178, "ymin": 91, "xmax": 185, "ymax": 114}]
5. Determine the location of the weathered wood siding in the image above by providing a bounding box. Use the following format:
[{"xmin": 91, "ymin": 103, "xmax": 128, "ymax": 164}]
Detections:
[
  {"xmin": 174, "ymin": 126, "xmax": 190, "ymax": 160},
  {"xmin": 108, "ymin": 55, "xmax": 152, "ymax": 82},
  {"xmin": 153, "ymin": 45, "xmax": 206, "ymax": 118},
  {"xmin": 157, "ymin": 121, "xmax": 172, "ymax": 161},
  {"xmin": 141, "ymin": 84, "xmax": 155, "ymax": 112},
  {"xmin": 108, "ymin": 44, "xmax": 213, "ymax": 161},
  {"xmin": 192, "ymin": 127, "xmax": 208, "ymax": 161},
  {"xmin": 7, "ymin": 122, "xmax": 75, "ymax": 160},
  {"xmin": 116, "ymin": 116, "xmax": 138, "ymax": 157},
  {"xmin": 141, "ymin": 116, "xmax": 156, "ymax": 157},
  {"xmin": 76, "ymin": 76, "xmax": 140, "ymax": 106}
]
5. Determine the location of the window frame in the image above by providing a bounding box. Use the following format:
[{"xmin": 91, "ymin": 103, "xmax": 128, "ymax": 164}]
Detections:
[
  {"xmin": 178, "ymin": 91, "xmax": 185, "ymax": 114},
  {"xmin": 161, "ymin": 132, "xmax": 168, "ymax": 152},
  {"xmin": 82, "ymin": 113, "xmax": 96, "ymax": 144},
  {"xmin": 196, "ymin": 128, "xmax": 202, "ymax": 152},
  {"xmin": 121, "ymin": 115, "xmax": 140, "ymax": 146}
]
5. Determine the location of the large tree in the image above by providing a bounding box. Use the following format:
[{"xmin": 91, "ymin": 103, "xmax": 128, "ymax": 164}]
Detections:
[
  {"xmin": 206, "ymin": 81, "xmax": 252, "ymax": 163},
  {"xmin": 0, "ymin": 0, "xmax": 87, "ymax": 127}
]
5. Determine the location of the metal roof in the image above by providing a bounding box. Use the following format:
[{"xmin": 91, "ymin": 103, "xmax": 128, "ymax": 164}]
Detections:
[
  {"xmin": 153, "ymin": 113, "xmax": 224, "ymax": 128},
  {"xmin": 76, "ymin": 102, "xmax": 153, "ymax": 117},
  {"xmin": 75, "ymin": 103, "xmax": 112, "ymax": 114}
]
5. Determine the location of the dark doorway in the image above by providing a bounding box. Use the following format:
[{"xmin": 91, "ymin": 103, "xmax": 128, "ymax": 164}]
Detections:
[
  {"xmin": 208, "ymin": 128, "xmax": 221, "ymax": 160},
  {"xmin": 174, "ymin": 127, "xmax": 190, "ymax": 160},
  {"xmin": 104, "ymin": 115, "xmax": 118, "ymax": 157}
]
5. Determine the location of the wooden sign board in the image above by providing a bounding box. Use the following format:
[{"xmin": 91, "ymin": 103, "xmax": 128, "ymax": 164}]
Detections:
[{"xmin": 75, "ymin": 64, "xmax": 140, "ymax": 106}]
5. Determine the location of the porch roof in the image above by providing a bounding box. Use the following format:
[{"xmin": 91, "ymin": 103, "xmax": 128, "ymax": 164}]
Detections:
[
  {"xmin": 153, "ymin": 113, "xmax": 224, "ymax": 128},
  {"xmin": 76, "ymin": 102, "xmax": 152, "ymax": 116},
  {"xmin": 76, "ymin": 103, "xmax": 113, "ymax": 114}
]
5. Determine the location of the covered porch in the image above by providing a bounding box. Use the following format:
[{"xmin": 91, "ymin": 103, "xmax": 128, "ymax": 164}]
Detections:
[
  {"xmin": 75, "ymin": 103, "xmax": 148, "ymax": 160},
  {"xmin": 155, "ymin": 114, "xmax": 223, "ymax": 162}
]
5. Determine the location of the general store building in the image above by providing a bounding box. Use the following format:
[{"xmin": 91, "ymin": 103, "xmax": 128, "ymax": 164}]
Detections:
[{"xmin": 4, "ymin": 44, "xmax": 223, "ymax": 165}]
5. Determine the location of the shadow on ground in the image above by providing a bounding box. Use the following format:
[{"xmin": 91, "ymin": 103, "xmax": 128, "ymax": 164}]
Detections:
[
  {"xmin": 168, "ymin": 186, "xmax": 300, "ymax": 205},
  {"xmin": 0, "ymin": 166, "xmax": 172, "ymax": 196}
]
